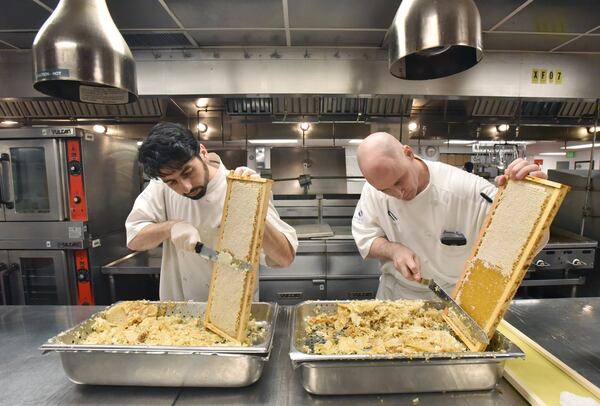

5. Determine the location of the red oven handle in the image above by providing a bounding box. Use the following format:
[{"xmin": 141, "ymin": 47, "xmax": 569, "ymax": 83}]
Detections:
[
  {"xmin": 66, "ymin": 139, "xmax": 88, "ymax": 221},
  {"xmin": 74, "ymin": 250, "xmax": 94, "ymax": 305}
]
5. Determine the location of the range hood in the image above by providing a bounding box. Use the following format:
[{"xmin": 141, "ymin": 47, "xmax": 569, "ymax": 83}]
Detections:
[
  {"xmin": 388, "ymin": 0, "xmax": 483, "ymax": 80},
  {"xmin": 32, "ymin": 0, "xmax": 138, "ymax": 104}
]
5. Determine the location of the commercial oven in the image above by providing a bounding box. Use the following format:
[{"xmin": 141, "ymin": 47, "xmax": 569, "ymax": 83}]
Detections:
[{"xmin": 0, "ymin": 127, "xmax": 140, "ymax": 305}]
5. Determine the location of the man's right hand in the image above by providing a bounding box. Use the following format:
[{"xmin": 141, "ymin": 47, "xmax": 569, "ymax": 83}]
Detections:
[
  {"xmin": 391, "ymin": 244, "xmax": 422, "ymax": 282},
  {"xmin": 170, "ymin": 221, "xmax": 200, "ymax": 251}
]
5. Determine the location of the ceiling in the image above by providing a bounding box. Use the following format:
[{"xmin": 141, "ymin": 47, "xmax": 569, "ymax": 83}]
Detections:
[{"xmin": 0, "ymin": 0, "xmax": 598, "ymax": 53}]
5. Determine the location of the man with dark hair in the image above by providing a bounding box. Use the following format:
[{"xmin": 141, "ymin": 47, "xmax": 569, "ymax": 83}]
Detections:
[{"xmin": 126, "ymin": 122, "xmax": 298, "ymax": 301}]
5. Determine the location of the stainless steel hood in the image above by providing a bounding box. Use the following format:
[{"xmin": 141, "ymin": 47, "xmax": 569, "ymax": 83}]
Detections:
[
  {"xmin": 32, "ymin": 0, "xmax": 138, "ymax": 104},
  {"xmin": 388, "ymin": 0, "xmax": 483, "ymax": 80}
]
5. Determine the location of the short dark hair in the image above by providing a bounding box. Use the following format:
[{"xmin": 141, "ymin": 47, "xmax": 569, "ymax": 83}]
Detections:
[
  {"xmin": 138, "ymin": 122, "xmax": 199, "ymax": 178},
  {"xmin": 464, "ymin": 161, "xmax": 474, "ymax": 173}
]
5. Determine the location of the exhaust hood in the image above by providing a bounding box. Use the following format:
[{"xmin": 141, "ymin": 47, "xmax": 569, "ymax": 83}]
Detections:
[
  {"xmin": 32, "ymin": 0, "xmax": 138, "ymax": 104},
  {"xmin": 388, "ymin": 0, "xmax": 483, "ymax": 80}
]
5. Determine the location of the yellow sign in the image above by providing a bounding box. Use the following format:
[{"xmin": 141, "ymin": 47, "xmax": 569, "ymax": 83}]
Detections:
[
  {"xmin": 555, "ymin": 70, "xmax": 563, "ymax": 84},
  {"xmin": 531, "ymin": 68, "xmax": 563, "ymax": 85}
]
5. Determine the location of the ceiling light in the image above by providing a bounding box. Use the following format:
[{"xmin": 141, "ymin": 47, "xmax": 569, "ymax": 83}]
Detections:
[
  {"xmin": 32, "ymin": 0, "xmax": 137, "ymax": 103},
  {"xmin": 195, "ymin": 98, "xmax": 209, "ymax": 108},
  {"xmin": 197, "ymin": 122, "xmax": 208, "ymax": 133},
  {"xmin": 136, "ymin": 141, "xmax": 143, "ymax": 146},
  {"xmin": 539, "ymin": 152, "xmax": 566, "ymax": 156},
  {"xmin": 248, "ymin": 139, "xmax": 298, "ymax": 145},
  {"xmin": 444, "ymin": 140, "xmax": 475, "ymax": 145},
  {"xmin": 92, "ymin": 124, "xmax": 107, "ymax": 134},
  {"xmin": 496, "ymin": 124, "xmax": 510, "ymax": 132},
  {"xmin": 388, "ymin": 0, "xmax": 483, "ymax": 80},
  {"xmin": 299, "ymin": 122, "xmax": 310, "ymax": 131},
  {"xmin": 408, "ymin": 121, "xmax": 418, "ymax": 131},
  {"xmin": 561, "ymin": 143, "xmax": 600, "ymax": 150},
  {"xmin": 348, "ymin": 139, "xmax": 363, "ymax": 144},
  {"xmin": 0, "ymin": 120, "xmax": 20, "ymax": 126},
  {"xmin": 588, "ymin": 126, "xmax": 598, "ymax": 134}
]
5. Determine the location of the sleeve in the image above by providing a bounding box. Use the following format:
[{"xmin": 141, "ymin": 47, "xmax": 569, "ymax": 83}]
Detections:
[
  {"xmin": 352, "ymin": 184, "xmax": 386, "ymax": 259},
  {"xmin": 259, "ymin": 196, "xmax": 299, "ymax": 267},
  {"xmin": 265, "ymin": 197, "xmax": 299, "ymax": 254},
  {"xmin": 125, "ymin": 180, "xmax": 167, "ymax": 246}
]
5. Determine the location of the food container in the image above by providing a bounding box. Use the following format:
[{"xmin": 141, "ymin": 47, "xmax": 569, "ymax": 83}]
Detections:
[
  {"xmin": 289, "ymin": 300, "xmax": 524, "ymax": 395},
  {"xmin": 40, "ymin": 301, "xmax": 277, "ymax": 387}
]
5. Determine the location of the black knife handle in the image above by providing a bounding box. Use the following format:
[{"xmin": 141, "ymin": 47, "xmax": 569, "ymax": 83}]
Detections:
[{"xmin": 194, "ymin": 242, "xmax": 204, "ymax": 253}]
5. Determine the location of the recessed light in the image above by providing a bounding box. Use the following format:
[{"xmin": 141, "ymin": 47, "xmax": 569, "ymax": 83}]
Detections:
[
  {"xmin": 136, "ymin": 141, "xmax": 143, "ymax": 146},
  {"xmin": 0, "ymin": 120, "xmax": 20, "ymax": 126},
  {"xmin": 248, "ymin": 139, "xmax": 298, "ymax": 145},
  {"xmin": 561, "ymin": 143, "xmax": 599, "ymax": 150},
  {"xmin": 444, "ymin": 140, "xmax": 475, "ymax": 145},
  {"xmin": 93, "ymin": 124, "xmax": 107, "ymax": 134},
  {"xmin": 195, "ymin": 98, "xmax": 209, "ymax": 108}
]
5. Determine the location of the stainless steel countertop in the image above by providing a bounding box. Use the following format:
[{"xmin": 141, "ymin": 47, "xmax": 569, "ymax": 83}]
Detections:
[
  {"xmin": 503, "ymin": 298, "xmax": 600, "ymax": 387},
  {"xmin": 4, "ymin": 299, "xmax": 596, "ymax": 405}
]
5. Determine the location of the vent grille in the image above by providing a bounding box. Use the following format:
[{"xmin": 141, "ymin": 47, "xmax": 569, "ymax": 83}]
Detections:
[
  {"xmin": 0, "ymin": 98, "xmax": 165, "ymax": 119},
  {"xmin": 226, "ymin": 98, "xmax": 273, "ymax": 115}
]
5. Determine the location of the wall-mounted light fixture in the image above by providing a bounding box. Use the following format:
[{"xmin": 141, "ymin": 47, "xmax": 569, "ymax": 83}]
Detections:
[
  {"xmin": 299, "ymin": 122, "xmax": 310, "ymax": 132},
  {"xmin": 588, "ymin": 126, "xmax": 598, "ymax": 134},
  {"xmin": 496, "ymin": 124, "xmax": 510, "ymax": 132},
  {"xmin": 408, "ymin": 121, "xmax": 418, "ymax": 132},
  {"xmin": 197, "ymin": 122, "xmax": 208, "ymax": 133},
  {"xmin": 92, "ymin": 124, "xmax": 107, "ymax": 134}
]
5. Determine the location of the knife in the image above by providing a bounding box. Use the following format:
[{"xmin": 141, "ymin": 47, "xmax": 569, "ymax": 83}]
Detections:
[
  {"xmin": 194, "ymin": 242, "xmax": 253, "ymax": 272},
  {"xmin": 418, "ymin": 278, "xmax": 490, "ymax": 347}
]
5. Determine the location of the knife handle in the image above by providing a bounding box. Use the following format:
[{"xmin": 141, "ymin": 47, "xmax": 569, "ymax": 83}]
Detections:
[{"xmin": 194, "ymin": 242, "xmax": 204, "ymax": 253}]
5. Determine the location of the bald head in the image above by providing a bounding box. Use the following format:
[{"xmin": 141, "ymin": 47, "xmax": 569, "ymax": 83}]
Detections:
[
  {"xmin": 357, "ymin": 132, "xmax": 404, "ymax": 179},
  {"xmin": 356, "ymin": 132, "xmax": 427, "ymax": 200}
]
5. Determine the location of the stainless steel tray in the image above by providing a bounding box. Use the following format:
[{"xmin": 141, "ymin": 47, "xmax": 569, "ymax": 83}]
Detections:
[
  {"xmin": 289, "ymin": 300, "xmax": 524, "ymax": 395},
  {"xmin": 40, "ymin": 301, "xmax": 277, "ymax": 387}
]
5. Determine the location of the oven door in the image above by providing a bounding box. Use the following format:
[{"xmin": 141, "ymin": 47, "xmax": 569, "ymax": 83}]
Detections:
[
  {"xmin": 7, "ymin": 250, "xmax": 72, "ymax": 305},
  {"xmin": 0, "ymin": 139, "xmax": 67, "ymax": 221}
]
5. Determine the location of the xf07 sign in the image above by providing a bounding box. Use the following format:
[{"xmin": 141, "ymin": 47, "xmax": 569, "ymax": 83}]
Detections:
[{"xmin": 531, "ymin": 68, "xmax": 563, "ymax": 84}]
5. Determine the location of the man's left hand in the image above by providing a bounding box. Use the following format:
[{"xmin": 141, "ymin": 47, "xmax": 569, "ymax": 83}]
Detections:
[
  {"xmin": 234, "ymin": 166, "xmax": 259, "ymax": 178},
  {"xmin": 495, "ymin": 158, "xmax": 547, "ymax": 186}
]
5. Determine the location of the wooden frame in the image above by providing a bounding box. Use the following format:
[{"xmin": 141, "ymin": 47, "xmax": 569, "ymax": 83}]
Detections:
[
  {"xmin": 451, "ymin": 176, "xmax": 570, "ymax": 351},
  {"xmin": 204, "ymin": 173, "xmax": 273, "ymax": 343}
]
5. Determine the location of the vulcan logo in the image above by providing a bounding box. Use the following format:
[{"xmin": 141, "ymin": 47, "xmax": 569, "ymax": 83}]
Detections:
[{"xmin": 50, "ymin": 128, "xmax": 74, "ymax": 135}]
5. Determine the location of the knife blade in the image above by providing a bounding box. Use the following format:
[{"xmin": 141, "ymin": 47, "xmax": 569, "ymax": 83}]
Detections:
[
  {"xmin": 194, "ymin": 242, "xmax": 253, "ymax": 272},
  {"xmin": 418, "ymin": 278, "xmax": 490, "ymax": 347}
]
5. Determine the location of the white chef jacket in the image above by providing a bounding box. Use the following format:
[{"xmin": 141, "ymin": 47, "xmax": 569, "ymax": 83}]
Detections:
[
  {"xmin": 125, "ymin": 162, "xmax": 298, "ymax": 302},
  {"xmin": 352, "ymin": 158, "xmax": 497, "ymax": 300}
]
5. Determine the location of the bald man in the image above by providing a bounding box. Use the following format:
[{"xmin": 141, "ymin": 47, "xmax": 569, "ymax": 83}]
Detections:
[{"xmin": 351, "ymin": 132, "xmax": 547, "ymax": 300}]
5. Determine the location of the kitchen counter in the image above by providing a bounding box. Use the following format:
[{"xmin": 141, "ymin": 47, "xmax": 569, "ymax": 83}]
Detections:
[{"xmin": 6, "ymin": 299, "xmax": 598, "ymax": 405}]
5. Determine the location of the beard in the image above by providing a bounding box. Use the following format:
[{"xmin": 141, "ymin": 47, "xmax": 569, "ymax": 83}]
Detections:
[{"xmin": 184, "ymin": 158, "xmax": 210, "ymax": 200}]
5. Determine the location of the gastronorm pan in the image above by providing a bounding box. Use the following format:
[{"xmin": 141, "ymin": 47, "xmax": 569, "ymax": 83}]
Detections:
[
  {"xmin": 289, "ymin": 300, "xmax": 524, "ymax": 395},
  {"xmin": 40, "ymin": 301, "xmax": 277, "ymax": 387}
]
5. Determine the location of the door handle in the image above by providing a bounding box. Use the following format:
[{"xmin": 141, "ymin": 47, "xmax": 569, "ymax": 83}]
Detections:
[{"xmin": 0, "ymin": 153, "xmax": 14, "ymax": 208}]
